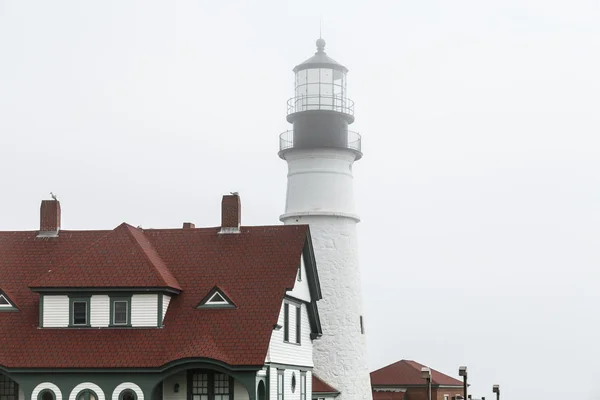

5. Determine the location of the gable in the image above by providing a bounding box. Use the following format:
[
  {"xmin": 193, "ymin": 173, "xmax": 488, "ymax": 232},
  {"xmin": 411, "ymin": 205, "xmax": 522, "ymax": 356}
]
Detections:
[{"xmin": 286, "ymin": 253, "xmax": 311, "ymax": 302}]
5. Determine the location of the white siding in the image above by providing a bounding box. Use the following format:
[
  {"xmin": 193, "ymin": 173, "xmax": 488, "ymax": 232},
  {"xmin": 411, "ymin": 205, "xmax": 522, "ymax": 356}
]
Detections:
[
  {"xmin": 90, "ymin": 295, "xmax": 110, "ymax": 327},
  {"xmin": 42, "ymin": 295, "xmax": 69, "ymax": 327},
  {"xmin": 111, "ymin": 383, "xmax": 144, "ymax": 400},
  {"xmin": 288, "ymin": 255, "xmax": 311, "ymax": 303},
  {"xmin": 163, "ymin": 372, "xmax": 186, "ymax": 400},
  {"xmin": 131, "ymin": 294, "xmax": 158, "ymax": 327},
  {"xmin": 266, "ymin": 301, "xmax": 313, "ymax": 367},
  {"xmin": 306, "ymin": 371, "xmax": 312, "ymax": 400},
  {"xmin": 162, "ymin": 295, "xmax": 171, "ymax": 324},
  {"xmin": 234, "ymin": 380, "xmax": 249, "ymax": 400},
  {"xmin": 69, "ymin": 383, "xmax": 105, "ymax": 400},
  {"xmin": 269, "ymin": 367, "xmax": 278, "ymax": 400},
  {"xmin": 31, "ymin": 383, "xmax": 63, "ymax": 400},
  {"xmin": 284, "ymin": 369, "xmax": 300, "ymax": 400}
]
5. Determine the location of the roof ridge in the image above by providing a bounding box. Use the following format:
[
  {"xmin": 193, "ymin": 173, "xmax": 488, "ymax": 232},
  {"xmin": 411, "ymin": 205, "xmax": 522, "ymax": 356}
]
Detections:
[
  {"xmin": 29, "ymin": 227, "xmax": 117, "ymax": 287},
  {"xmin": 122, "ymin": 224, "xmax": 181, "ymax": 290}
]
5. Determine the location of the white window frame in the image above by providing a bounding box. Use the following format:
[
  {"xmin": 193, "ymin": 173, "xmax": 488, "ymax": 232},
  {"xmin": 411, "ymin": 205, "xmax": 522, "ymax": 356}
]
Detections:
[
  {"xmin": 205, "ymin": 291, "xmax": 229, "ymax": 306},
  {"xmin": 0, "ymin": 294, "xmax": 12, "ymax": 308}
]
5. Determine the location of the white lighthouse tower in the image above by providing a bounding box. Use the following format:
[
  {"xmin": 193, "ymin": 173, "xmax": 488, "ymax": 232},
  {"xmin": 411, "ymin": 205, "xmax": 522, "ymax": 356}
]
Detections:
[{"xmin": 279, "ymin": 39, "xmax": 372, "ymax": 400}]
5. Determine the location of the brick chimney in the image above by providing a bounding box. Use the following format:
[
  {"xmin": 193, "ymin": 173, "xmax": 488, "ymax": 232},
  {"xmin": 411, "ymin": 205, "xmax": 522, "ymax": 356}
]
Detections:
[
  {"xmin": 182, "ymin": 222, "xmax": 195, "ymax": 229},
  {"xmin": 219, "ymin": 193, "xmax": 241, "ymax": 234},
  {"xmin": 39, "ymin": 200, "xmax": 61, "ymax": 237}
]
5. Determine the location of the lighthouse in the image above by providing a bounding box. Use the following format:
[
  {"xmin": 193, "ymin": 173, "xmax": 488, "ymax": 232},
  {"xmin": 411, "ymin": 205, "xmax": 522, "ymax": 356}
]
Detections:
[{"xmin": 279, "ymin": 39, "xmax": 372, "ymax": 400}]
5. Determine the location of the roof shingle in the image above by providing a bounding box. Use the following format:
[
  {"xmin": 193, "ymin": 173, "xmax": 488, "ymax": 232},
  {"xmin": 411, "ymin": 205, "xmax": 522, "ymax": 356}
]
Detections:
[
  {"xmin": 370, "ymin": 360, "xmax": 463, "ymax": 386},
  {"xmin": 0, "ymin": 223, "xmax": 309, "ymax": 369}
]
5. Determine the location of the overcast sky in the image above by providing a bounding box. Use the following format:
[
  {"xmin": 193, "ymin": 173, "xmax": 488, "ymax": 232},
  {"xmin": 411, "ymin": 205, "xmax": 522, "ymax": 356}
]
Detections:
[{"xmin": 1, "ymin": 1, "xmax": 600, "ymax": 399}]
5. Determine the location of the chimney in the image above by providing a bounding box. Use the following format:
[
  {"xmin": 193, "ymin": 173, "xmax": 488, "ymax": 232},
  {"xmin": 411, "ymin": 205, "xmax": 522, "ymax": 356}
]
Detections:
[
  {"xmin": 219, "ymin": 193, "xmax": 241, "ymax": 234},
  {"xmin": 182, "ymin": 222, "xmax": 195, "ymax": 229},
  {"xmin": 39, "ymin": 200, "xmax": 61, "ymax": 237}
]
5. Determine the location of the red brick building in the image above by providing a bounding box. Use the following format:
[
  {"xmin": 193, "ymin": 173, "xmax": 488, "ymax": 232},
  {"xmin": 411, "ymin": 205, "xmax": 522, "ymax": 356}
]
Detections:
[{"xmin": 371, "ymin": 360, "xmax": 465, "ymax": 400}]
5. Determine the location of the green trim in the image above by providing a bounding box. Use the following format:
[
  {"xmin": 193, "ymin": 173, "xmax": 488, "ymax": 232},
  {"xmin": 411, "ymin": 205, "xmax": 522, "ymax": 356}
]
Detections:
[
  {"xmin": 31, "ymin": 287, "xmax": 181, "ymax": 295},
  {"xmin": 4, "ymin": 357, "xmax": 264, "ymax": 374},
  {"xmin": 266, "ymin": 362, "xmax": 312, "ymax": 372},
  {"xmin": 158, "ymin": 294, "xmax": 163, "ymax": 327},
  {"xmin": 38, "ymin": 389, "xmax": 57, "ymax": 400},
  {"xmin": 68, "ymin": 296, "xmax": 91, "ymax": 327},
  {"xmin": 109, "ymin": 295, "xmax": 132, "ymax": 327},
  {"xmin": 277, "ymin": 369, "xmax": 284, "ymax": 400},
  {"xmin": 301, "ymin": 233, "xmax": 323, "ymax": 338},
  {"xmin": 39, "ymin": 294, "xmax": 44, "ymax": 327}
]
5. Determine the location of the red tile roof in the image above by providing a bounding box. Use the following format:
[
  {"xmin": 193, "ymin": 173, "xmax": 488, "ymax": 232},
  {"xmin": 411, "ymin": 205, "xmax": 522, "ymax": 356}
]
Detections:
[
  {"xmin": 371, "ymin": 360, "xmax": 463, "ymax": 386},
  {"xmin": 30, "ymin": 223, "xmax": 181, "ymax": 290},
  {"xmin": 0, "ymin": 223, "xmax": 310, "ymax": 369},
  {"xmin": 312, "ymin": 375, "xmax": 339, "ymax": 394},
  {"xmin": 372, "ymin": 391, "xmax": 405, "ymax": 400}
]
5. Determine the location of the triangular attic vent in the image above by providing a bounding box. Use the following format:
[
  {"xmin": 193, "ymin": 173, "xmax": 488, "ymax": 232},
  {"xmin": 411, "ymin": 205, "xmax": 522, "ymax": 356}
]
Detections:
[
  {"xmin": 197, "ymin": 287, "xmax": 235, "ymax": 309},
  {"xmin": 0, "ymin": 292, "xmax": 16, "ymax": 310}
]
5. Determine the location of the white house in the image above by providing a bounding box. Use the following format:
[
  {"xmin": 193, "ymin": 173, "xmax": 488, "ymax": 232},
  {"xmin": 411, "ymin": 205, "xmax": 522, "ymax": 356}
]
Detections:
[{"xmin": 0, "ymin": 195, "xmax": 323, "ymax": 400}]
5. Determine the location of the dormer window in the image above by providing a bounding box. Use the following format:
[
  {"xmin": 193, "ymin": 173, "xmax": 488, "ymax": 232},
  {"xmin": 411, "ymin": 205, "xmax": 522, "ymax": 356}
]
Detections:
[
  {"xmin": 110, "ymin": 296, "xmax": 131, "ymax": 326},
  {"xmin": 206, "ymin": 292, "xmax": 228, "ymax": 306},
  {"xmin": 0, "ymin": 290, "xmax": 16, "ymax": 311},
  {"xmin": 197, "ymin": 286, "xmax": 235, "ymax": 309},
  {"xmin": 69, "ymin": 296, "xmax": 90, "ymax": 327}
]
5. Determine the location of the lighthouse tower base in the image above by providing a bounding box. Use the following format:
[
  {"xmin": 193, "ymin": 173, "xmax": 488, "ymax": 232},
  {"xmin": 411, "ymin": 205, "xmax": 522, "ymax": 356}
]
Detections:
[{"xmin": 282, "ymin": 215, "xmax": 372, "ymax": 400}]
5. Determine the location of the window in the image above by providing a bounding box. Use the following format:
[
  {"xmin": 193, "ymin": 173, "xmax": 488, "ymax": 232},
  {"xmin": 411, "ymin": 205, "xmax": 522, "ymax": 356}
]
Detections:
[
  {"xmin": 191, "ymin": 372, "xmax": 209, "ymax": 400},
  {"xmin": 0, "ymin": 375, "xmax": 18, "ymax": 400},
  {"xmin": 291, "ymin": 373, "xmax": 296, "ymax": 393},
  {"xmin": 295, "ymin": 306, "xmax": 301, "ymax": 344},
  {"xmin": 76, "ymin": 390, "xmax": 98, "ymax": 400},
  {"xmin": 277, "ymin": 371, "xmax": 284, "ymax": 400},
  {"xmin": 0, "ymin": 291, "xmax": 16, "ymax": 311},
  {"xmin": 119, "ymin": 390, "xmax": 137, "ymax": 400},
  {"xmin": 69, "ymin": 297, "xmax": 90, "ymax": 326},
  {"xmin": 284, "ymin": 302, "xmax": 301, "ymax": 344},
  {"xmin": 283, "ymin": 303, "xmax": 290, "ymax": 342},
  {"xmin": 110, "ymin": 297, "xmax": 131, "ymax": 326},
  {"xmin": 444, "ymin": 395, "xmax": 449, "ymax": 400},
  {"xmin": 190, "ymin": 371, "xmax": 232, "ymax": 400},
  {"xmin": 213, "ymin": 373, "xmax": 230, "ymax": 400},
  {"xmin": 297, "ymin": 262, "xmax": 302, "ymax": 281},
  {"xmin": 0, "ymin": 295, "xmax": 10, "ymax": 307},
  {"xmin": 197, "ymin": 287, "xmax": 235, "ymax": 309},
  {"xmin": 360, "ymin": 315, "xmax": 365, "ymax": 334},
  {"xmin": 38, "ymin": 390, "xmax": 55, "ymax": 400},
  {"xmin": 300, "ymin": 373, "xmax": 306, "ymax": 400}
]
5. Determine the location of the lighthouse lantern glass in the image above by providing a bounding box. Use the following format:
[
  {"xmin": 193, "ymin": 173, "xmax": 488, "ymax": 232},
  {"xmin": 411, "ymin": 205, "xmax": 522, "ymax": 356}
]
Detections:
[{"xmin": 294, "ymin": 67, "xmax": 347, "ymax": 113}]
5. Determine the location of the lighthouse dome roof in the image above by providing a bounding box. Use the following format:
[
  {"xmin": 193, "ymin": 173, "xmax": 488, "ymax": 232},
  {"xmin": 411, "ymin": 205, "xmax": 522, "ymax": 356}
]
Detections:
[{"xmin": 293, "ymin": 38, "xmax": 348, "ymax": 73}]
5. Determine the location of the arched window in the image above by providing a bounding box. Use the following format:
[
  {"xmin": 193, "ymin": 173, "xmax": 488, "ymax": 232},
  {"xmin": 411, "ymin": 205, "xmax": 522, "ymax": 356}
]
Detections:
[
  {"xmin": 76, "ymin": 390, "xmax": 97, "ymax": 400},
  {"xmin": 0, "ymin": 374, "xmax": 19, "ymax": 400},
  {"xmin": 118, "ymin": 390, "xmax": 136, "ymax": 400},
  {"xmin": 38, "ymin": 390, "xmax": 55, "ymax": 400}
]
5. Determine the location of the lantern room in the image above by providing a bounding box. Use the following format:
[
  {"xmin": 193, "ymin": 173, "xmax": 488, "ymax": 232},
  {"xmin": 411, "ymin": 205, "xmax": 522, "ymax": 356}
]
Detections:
[
  {"xmin": 280, "ymin": 38, "xmax": 361, "ymax": 160},
  {"xmin": 289, "ymin": 38, "xmax": 351, "ymax": 116}
]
